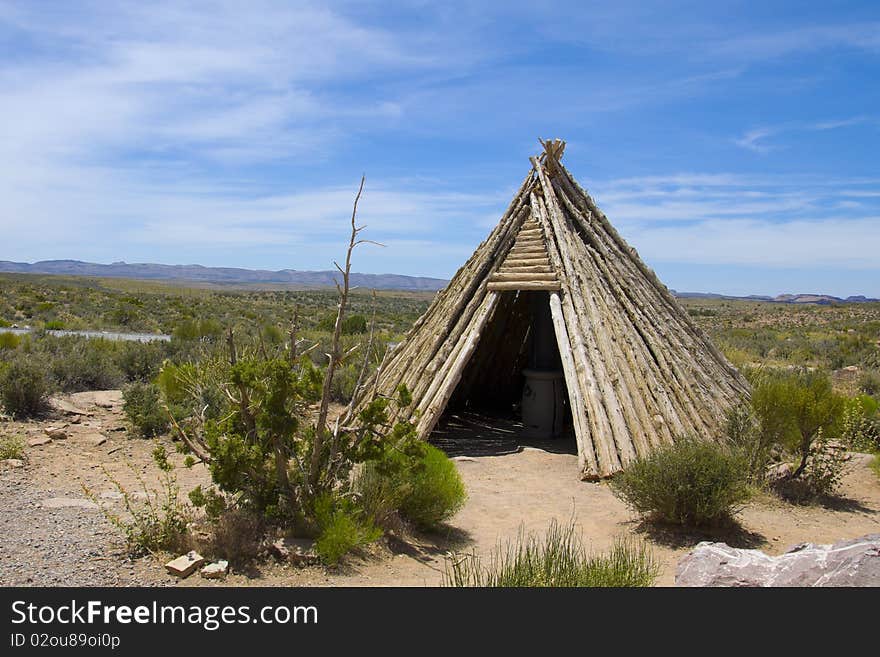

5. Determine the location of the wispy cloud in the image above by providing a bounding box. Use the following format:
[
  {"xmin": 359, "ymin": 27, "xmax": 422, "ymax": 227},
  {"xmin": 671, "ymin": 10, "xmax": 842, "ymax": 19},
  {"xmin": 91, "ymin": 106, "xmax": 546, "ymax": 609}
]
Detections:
[
  {"xmin": 734, "ymin": 116, "xmax": 874, "ymax": 153},
  {"xmin": 586, "ymin": 170, "xmax": 880, "ymax": 270}
]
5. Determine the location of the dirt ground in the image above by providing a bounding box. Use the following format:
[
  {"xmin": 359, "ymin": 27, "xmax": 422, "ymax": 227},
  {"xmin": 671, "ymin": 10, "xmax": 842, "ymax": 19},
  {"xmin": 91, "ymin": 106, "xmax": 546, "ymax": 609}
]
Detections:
[{"xmin": 1, "ymin": 390, "xmax": 879, "ymax": 587}]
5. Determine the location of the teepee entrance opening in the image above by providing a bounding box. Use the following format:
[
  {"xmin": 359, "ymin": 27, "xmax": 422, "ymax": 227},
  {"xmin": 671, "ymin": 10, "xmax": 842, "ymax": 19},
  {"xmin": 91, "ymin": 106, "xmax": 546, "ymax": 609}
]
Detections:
[{"xmin": 430, "ymin": 290, "xmax": 576, "ymax": 456}]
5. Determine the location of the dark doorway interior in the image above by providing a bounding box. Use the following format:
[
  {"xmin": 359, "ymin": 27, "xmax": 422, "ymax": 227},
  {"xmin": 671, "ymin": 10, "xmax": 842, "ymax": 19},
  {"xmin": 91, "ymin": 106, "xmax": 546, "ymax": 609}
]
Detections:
[{"xmin": 430, "ymin": 291, "xmax": 576, "ymax": 457}]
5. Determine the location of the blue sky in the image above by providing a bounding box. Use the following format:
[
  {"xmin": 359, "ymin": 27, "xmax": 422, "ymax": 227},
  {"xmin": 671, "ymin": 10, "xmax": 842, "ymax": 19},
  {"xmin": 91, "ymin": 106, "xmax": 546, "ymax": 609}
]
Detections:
[{"xmin": 1, "ymin": 1, "xmax": 878, "ymax": 296}]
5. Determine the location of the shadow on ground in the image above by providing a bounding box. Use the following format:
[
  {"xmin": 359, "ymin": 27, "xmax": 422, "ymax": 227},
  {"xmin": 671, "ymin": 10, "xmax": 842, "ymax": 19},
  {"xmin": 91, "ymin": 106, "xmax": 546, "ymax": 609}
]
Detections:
[{"xmin": 631, "ymin": 519, "xmax": 768, "ymax": 550}]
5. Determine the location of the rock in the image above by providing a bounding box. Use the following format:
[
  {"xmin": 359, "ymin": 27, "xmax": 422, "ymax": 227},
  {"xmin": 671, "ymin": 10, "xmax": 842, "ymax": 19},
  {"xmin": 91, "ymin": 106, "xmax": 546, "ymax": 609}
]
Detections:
[
  {"xmin": 44, "ymin": 427, "xmax": 67, "ymax": 440},
  {"xmin": 1, "ymin": 458, "xmax": 24, "ymax": 468},
  {"xmin": 28, "ymin": 436, "xmax": 52, "ymax": 447},
  {"xmin": 269, "ymin": 538, "xmax": 319, "ymax": 566},
  {"xmin": 452, "ymin": 456, "xmax": 477, "ymax": 462},
  {"xmin": 765, "ymin": 462, "xmax": 792, "ymax": 482},
  {"xmin": 50, "ymin": 398, "xmax": 91, "ymax": 416},
  {"xmin": 99, "ymin": 490, "xmax": 124, "ymax": 500},
  {"xmin": 41, "ymin": 497, "xmax": 99, "ymax": 510},
  {"xmin": 85, "ymin": 433, "xmax": 108, "ymax": 447},
  {"xmin": 200, "ymin": 561, "xmax": 229, "ymax": 580},
  {"xmin": 676, "ymin": 534, "xmax": 880, "ymax": 587},
  {"xmin": 165, "ymin": 551, "xmax": 205, "ymax": 578}
]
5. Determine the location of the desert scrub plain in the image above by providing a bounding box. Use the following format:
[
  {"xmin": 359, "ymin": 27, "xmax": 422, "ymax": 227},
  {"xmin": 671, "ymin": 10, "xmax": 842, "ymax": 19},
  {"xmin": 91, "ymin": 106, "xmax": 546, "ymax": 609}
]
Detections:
[{"xmin": 1, "ymin": 275, "xmax": 879, "ymax": 587}]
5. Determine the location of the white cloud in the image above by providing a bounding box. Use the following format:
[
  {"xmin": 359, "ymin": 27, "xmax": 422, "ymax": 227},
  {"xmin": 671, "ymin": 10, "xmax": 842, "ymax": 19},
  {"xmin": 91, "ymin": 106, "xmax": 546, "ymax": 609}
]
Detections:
[{"xmin": 628, "ymin": 217, "xmax": 880, "ymax": 269}]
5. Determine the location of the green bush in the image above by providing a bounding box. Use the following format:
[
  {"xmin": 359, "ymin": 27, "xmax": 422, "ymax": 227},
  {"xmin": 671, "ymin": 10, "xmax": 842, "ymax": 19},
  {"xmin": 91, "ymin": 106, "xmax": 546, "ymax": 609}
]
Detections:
[
  {"xmin": 0, "ymin": 434, "xmax": 25, "ymax": 460},
  {"xmin": 356, "ymin": 443, "xmax": 467, "ymax": 531},
  {"xmin": 444, "ymin": 519, "xmax": 659, "ymax": 587},
  {"xmin": 0, "ymin": 332, "xmax": 20, "ymax": 350},
  {"xmin": 839, "ymin": 395, "xmax": 880, "ymax": 453},
  {"xmin": 397, "ymin": 444, "xmax": 467, "ymax": 530},
  {"xmin": 610, "ymin": 438, "xmax": 751, "ymax": 527},
  {"xmin": 123, "ymin": 383, "xmax": 170, "ymax": 438},
  {"xmin": 750, "ymin": 369, "xmax": 844, "ymax": 479},
  {"xmin": 114, "ymin": 341, "xmax": 166, "ymax": 382},
  {"xmin": 317, "ymin": 313, "xmax": 368, "ymax": 334},
  {"xmin": 49, "ymin": 341, "xmax": 123, "ymax": 391},
  {"xmin": 0, "ymin": 357, "xmax": 51, "ymax": 418},
  {"xmin": 313, "ymin": 494, "xmax": 382, "ymax": 566}
]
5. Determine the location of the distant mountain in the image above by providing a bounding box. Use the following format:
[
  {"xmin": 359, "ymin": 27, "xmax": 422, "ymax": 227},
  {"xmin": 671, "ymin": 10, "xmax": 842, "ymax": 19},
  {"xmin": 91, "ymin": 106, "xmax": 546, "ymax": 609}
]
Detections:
[
  {"xmin": 2, "ymin": 260, "xmax": 876, "ymax": 302},
  {"xmin": 0, "ymin": 260, "xmax": 448, "ymax": 292},
  {"xmin": 672, "ymin": 290, "xmax": 879, "ymax": 304}
]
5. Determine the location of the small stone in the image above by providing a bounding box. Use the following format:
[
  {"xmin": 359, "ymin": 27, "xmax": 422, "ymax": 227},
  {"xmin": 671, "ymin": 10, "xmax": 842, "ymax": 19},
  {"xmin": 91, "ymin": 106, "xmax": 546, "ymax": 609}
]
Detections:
[
  {"xmin": 165, "ymin": 551, "xmax": 205, "ymax": 578},
  {"xmin": 85, "ymin": 433, "xmax": 108, "ymax": 447},
  {"xmin": 41, "ymin": 497, "xmax": 99, "ymax": 510},
  {"xmin": 1, "ymin": 458, "xmax": 24, "ymax": 468},
  {"xmin": 99, "ymin": 490, "xmax": 124, "ymax": 500},
  {"xmin": 270, "ymin": 538, "xmax": 318, "ymax": 567},
  {"xmin": 200, "ymin": 561, "xmax": 229, "ymax": 579},
  {"xmin": 28, "ymin": 436, "xmax": 52, "ymax": 447},
  {"xmin": 51, "ymin": 398, "xmax": 91, "ymax": 416},
  {"xmin": 44, "ymin": 427, "xmax": 68, "ymax": 440},
  {"xmin": 452, "ymin": 456, "xmax": 477, "ymax": 462}
]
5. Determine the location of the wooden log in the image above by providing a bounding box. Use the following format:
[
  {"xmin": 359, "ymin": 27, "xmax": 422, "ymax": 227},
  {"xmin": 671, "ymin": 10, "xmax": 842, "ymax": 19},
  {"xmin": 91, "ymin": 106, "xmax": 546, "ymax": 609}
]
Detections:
[
  {"xmin": 537, "ymin": 177, "xmax": 656, "ymax": 462},
  {"xmin": 532, "ymin": 170, "xmax": 638, "ymax": 469},
  {"xmin": 487, "ymin": 281, "xmax": 561, "ymax": 291},
  {"xmin": 502, "ymin": 258, "xmax": 553, "ymax": 267},
  {"xmin": 496, "ymin": 265, "xmax": 555, "ymax": 275},
  {"xmin": 531, "ymin": 191, "xmax": 621, "ymax": 475},
  {"xmin": 549, "ymin": 292, "xmax": 598, "ymax": 479},
  {"xmin": 415, "ymin": 292, "xmax": 501, "ymax": 437},
  {"xmin": 489, "ymin": 272, "xmax": 558, "ymax": 282}
]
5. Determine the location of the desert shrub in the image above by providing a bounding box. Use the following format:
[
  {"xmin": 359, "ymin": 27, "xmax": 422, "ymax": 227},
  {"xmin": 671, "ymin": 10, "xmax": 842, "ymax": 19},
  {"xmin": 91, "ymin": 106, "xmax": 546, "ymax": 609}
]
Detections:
[
  {"xmin": 0, "ymin": 356, "xmax": 51, "ymax": 418},
  {"xmin": 202, "ymin": 509, "xmax": 264, "ymax": 566},
  {"xmin": 396, "ymin": 444, "xmax": 466, "ymax": 530},
  {"xmin": 87, "ymin": 446, "xmax": 192, "ymax": 557},
  {"xmin": 774, "ymin": 431, "xmax": 848, "ymax": 502},
  {"xmin": 317, "ymin": 313, "xmax": 368, "ymax": 334},
  {"xmin": 313, "ymin": 494, "xmax": 382, "ymax": 566},
  {"xmin": 839, "ymin": 395, "xmax": 880, "ymax": 453},
  {"xmin": 444, "ymin": 519, "xmax": 658, "ymax": 587},
  {"xmin": 610, "ymin": 438, "xmax": 751, "ymax": 527},
  {"xmin": 859, "ymin": 370, "xmax": 880, "ymax": 397},
  {"xmin": 329, "ymin": 362, "xmax": 360, "ymax": 402},
  {"xmin": 0, "ymin": 332, "xmax": 20, "ymax": 350},
  {"xmin": 0, "ymin": 434, "xmax": 25, "ymax": 460},
  {"xmin": 48, "ymin": 341, "xmax": 123, "ymax": 391},
  {"xmin": 750, "ymin": 369, "xmax": 844, "ymax": 479},
  {"xmin": 115, "ymin": 341, "xmax": 166, "ymax": 382},
  {"xmin": 356, "ymin": 443, "xmax": 467, "ymax": 531},
  {"xmin": 123, "ymin": 382, "xmax": 169, "ymax": 438},
  {"xmin": 724, "ymin": 403, "xmax": 773, "ymax": 485}
]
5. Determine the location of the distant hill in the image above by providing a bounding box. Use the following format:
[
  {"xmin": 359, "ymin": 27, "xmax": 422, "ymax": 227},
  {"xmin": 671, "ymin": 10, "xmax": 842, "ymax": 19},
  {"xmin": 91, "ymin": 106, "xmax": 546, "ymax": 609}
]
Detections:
[
  {"xmin": 0, "ymin": 260, "xmax": 448, "ymax": 292},
  {"xmin": 672, "ymin": 290, "xmax": 879, "ymax": 305},
  {"xmin": 1, "ymin": 260, "xmax": 876, "ymax": 302}
]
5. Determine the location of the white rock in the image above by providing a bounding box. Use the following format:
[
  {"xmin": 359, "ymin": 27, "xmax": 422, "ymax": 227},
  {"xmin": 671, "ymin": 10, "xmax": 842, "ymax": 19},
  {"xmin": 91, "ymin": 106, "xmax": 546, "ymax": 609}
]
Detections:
[
  {"xmin": 200, "ymin": 561, "xmax": 229, "ymax": 579},
  {"xmin": 676, "ymin": 534, "xmax": 880, "ymax": 587},
  {"xmin": 1, "ymin": 458, "xmax": 24, "ymax": 468}
]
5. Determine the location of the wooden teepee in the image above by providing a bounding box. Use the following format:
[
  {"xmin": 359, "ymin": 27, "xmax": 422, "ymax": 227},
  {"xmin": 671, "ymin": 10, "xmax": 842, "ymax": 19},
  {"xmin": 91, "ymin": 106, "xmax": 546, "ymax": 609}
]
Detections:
[{"xmin": 350, "ymin": 139, "xmax": 749, "ymax": 479}]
